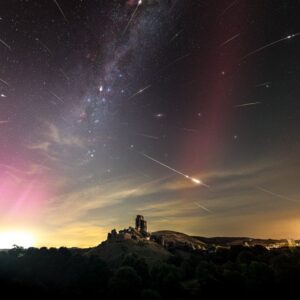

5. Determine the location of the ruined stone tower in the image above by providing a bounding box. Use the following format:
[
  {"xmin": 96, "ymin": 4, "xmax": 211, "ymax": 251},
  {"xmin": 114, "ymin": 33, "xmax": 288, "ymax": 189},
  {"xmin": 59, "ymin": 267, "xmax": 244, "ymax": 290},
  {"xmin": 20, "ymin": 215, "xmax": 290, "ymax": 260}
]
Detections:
[
  {"xmin": 107, "ymin": 215, "xmax": 149, "ymax": 241},
  {"xmin": 135, "ymin": 215, "xmax": 147, "ymax": 233}
]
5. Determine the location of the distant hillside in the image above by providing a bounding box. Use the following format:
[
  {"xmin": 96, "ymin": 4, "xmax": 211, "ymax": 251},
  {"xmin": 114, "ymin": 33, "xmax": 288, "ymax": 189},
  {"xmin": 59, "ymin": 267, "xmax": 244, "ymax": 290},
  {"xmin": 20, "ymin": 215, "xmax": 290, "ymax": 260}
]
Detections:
[
  {"xmin": 193, "ymin": 236, "xmax": 289, "ymax": 247},
  {"xmin": 86, "ymin": 228, "xmax": 297, "ymax": 265},
  {"xmin": 84, "ymin": 215, "xmax": 299, "ymax": 265},
  {"xmin": 151, "ymin": 230, "xmax": 207, "ymax": 250}
]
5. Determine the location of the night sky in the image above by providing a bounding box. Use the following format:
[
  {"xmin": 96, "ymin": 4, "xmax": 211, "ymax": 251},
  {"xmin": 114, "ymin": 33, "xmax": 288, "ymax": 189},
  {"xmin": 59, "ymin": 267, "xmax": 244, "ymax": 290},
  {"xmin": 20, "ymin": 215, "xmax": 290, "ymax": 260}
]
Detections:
[{"xmin": 0, "ymin": 0, "xmax": 300, "ymax": 248}]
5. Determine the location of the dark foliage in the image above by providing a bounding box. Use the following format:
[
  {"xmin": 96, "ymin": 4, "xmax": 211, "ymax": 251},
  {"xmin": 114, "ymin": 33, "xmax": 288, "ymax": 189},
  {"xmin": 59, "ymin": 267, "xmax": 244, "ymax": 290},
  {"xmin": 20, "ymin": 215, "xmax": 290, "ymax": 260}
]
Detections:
[{"xmin": 1, "ymin": 245, "xmax": 300, "ymax": 299}]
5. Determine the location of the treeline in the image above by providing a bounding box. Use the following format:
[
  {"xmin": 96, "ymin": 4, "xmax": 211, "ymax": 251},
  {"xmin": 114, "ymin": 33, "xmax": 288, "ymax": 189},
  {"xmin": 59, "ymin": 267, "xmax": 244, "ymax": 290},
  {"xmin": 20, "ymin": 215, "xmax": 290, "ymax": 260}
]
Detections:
[{"xmin": 1, "ymin": 245, "xmax": 300, "ymax": 299}]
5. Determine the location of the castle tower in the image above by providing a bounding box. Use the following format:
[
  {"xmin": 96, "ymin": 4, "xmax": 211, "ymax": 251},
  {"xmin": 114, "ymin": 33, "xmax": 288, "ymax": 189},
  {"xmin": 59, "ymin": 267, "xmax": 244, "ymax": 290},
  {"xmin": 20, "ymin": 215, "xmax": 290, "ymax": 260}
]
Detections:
[
  {"xmin": 135, "ymin": 215, "xmax": 147, "ymax": 233},
  {"xmin": 135, "ymin": 215, "xmax": 144, "ymax": 231},
  {"xmin": 142, "ymin": 219, "xmax": 147, "ymax": 232}
]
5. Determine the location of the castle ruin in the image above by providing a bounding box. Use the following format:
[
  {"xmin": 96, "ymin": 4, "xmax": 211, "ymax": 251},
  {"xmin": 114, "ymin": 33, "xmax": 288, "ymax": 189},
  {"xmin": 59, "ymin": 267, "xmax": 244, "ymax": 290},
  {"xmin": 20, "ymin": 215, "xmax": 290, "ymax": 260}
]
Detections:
[
  {"xmin": 107, "ymin": 215, "xmax": 150, "ymax": 241},
  {"xmin": 135, "ymin": 215, "xmax": 147, "ymax": 233}
]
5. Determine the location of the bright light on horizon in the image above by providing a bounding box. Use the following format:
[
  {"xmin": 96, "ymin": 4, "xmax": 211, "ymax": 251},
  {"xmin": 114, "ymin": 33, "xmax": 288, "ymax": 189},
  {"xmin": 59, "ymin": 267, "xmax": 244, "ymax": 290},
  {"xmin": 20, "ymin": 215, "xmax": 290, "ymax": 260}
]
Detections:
[{"xmin": 0, "ymin": 231, "xmax": 35, "ymax": 249}]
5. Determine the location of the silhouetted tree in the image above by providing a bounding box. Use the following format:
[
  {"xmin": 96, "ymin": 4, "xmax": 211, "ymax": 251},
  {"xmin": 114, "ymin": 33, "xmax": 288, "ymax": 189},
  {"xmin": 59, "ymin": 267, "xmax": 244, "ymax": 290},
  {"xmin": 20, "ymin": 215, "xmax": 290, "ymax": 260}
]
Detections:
[
  {"xmin": 1, "ymin": 245, "xmax": 300, "ymax": 299},
  {"xmin": 141, "ymin": 289, "xmax": 162, "ymax": 300},
  {"xmin": 109, "ymin": 266, "xmax": 142, "ymax": 298},
  {"xmin": 121, "ymin": 253, "xmax": 149, "ymax": 282}
]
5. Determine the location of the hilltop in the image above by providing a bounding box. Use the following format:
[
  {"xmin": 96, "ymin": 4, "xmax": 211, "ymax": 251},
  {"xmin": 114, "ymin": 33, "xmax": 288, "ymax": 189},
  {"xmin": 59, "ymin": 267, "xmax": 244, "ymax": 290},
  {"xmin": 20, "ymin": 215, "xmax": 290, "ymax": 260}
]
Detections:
[
  {"xmin": 87, "ymin": 238, "xmax": 171, "ymax": 265},
  {"xmin": 85, "ymin": 216, "xmax": 298, "ymax": 265}
]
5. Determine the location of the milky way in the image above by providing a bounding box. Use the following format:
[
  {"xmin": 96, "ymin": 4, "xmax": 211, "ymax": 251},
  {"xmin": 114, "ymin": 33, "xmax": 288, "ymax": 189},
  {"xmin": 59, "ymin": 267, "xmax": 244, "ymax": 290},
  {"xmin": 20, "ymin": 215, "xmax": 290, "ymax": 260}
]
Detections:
[{"xmin": 73, "ymin": 0, "xmax": 184, "ymax": 173}]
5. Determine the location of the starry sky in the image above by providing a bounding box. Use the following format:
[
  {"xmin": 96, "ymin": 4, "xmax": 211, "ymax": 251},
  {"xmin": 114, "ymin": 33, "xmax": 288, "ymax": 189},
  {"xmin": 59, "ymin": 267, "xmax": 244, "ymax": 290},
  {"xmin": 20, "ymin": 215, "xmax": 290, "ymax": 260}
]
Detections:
[{"xmin": 0, "ymin": 0, "xmax": 300, "ymax": 247}]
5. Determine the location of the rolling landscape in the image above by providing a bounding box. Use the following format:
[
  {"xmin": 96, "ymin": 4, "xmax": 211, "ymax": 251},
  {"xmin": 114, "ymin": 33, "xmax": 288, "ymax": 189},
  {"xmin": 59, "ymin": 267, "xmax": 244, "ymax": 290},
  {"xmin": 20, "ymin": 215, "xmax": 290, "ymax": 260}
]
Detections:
[{"xmin": 1, "ymin": 216, "xmax": 300, "ymax": 299}]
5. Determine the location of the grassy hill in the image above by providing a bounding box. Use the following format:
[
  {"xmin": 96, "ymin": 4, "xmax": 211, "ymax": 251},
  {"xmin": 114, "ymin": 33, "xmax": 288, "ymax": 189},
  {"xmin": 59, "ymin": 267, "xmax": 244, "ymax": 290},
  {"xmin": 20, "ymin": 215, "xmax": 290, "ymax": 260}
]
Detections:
[
  {"xmin": 152, "ymin": 230, "xmax": 207, "ymax": 250},
  {"xmin": 87, "ymin": 238, "xmax": 171, "ymax": 265}
]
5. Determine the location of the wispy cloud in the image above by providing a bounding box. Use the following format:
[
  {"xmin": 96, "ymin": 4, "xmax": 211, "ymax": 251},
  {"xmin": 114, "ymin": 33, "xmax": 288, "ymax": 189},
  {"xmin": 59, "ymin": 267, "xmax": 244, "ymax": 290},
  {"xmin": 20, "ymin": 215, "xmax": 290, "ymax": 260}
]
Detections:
[{"xmin": 27, "ymin": 122, "xmax": 86, "ymax": 163}]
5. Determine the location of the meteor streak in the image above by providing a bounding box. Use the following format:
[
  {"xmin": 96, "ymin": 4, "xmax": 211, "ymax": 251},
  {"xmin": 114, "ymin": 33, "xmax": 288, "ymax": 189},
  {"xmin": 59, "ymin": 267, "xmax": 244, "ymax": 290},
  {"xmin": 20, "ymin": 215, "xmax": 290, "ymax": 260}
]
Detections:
[
  {"xmin": 160, "ymin": 53, "xmax": 190, "ymax": 72},
  {"xmin": 256, "ymin": 82, "xmax": 271, "ymax": 88},
  {"xmin": 35, "ymin": 38, "xmax": 53, "ymax": 56},
  {"xmin": 220, "ymin": 33, "xmax": 240, "ymax": 47},
  {"xmin": 241, "ymin": 33, "xmax": 300, "ymax": 61},
  {"xmin": 194, "ymin": 202, "xmax": 213, "ymax": 213},
  {"xmin": 53, "ymin": 0, "xmax": 69, "ymax": 23},
  {"xmin": 135, "ymin": 133, "xmax": 159, "ymax": 140},
  {"xmin": 0, "ymin": 78, "xmax": 9, "ymax": 87},
  {"xmin": 48, "ymin": 91, "xmax": 65, "ymax": 104},
  {"xmin": 170, "ymin": 29, "xmax": 183, "ymax": 43},
  {"xmin": 59, "ymin": 68, "xmax": 69, "ymax": 82},
  {"xmin": 218, "ymin": 0, "xmax": 239, "ymax": 18},
  {"xmin": 129, "ymin": 84, "xmax": 151, "ymax": 99},
  {"xmin": 122, "ymin": 0, "xmax": 143, "ymax": 36},
  {"xmin": 234, "ymin": 102, "xmax": 261, "ymax": 108},
  {"xmin": 256, "ymin": 186, "xmax": 300, "ymax": 204},
  {"xmin": 139, "ymin": 152, "xmax": 209, "ymax": 187},
  {"xmin": 182, "ymin": 127, "xmax": 199, "ymax": 133},
  {"xmin": 0, "ymin": 38, "xmax": 11, "ymax": 50}
]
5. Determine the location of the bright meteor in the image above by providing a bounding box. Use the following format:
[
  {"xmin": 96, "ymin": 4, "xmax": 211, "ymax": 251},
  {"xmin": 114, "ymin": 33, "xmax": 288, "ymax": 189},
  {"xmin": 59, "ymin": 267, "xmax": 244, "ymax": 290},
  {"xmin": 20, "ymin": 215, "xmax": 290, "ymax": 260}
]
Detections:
[
  {"xmin": 139, "ymin": 152, "xmax": 209, "ymax": 187},
  {"xmin": 241, "ymin": 33, "xmax": 300, "ymax": 61},
  {"xmin": 122, "ymin": 0, "xmax": 143, "ymax": 36}
]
